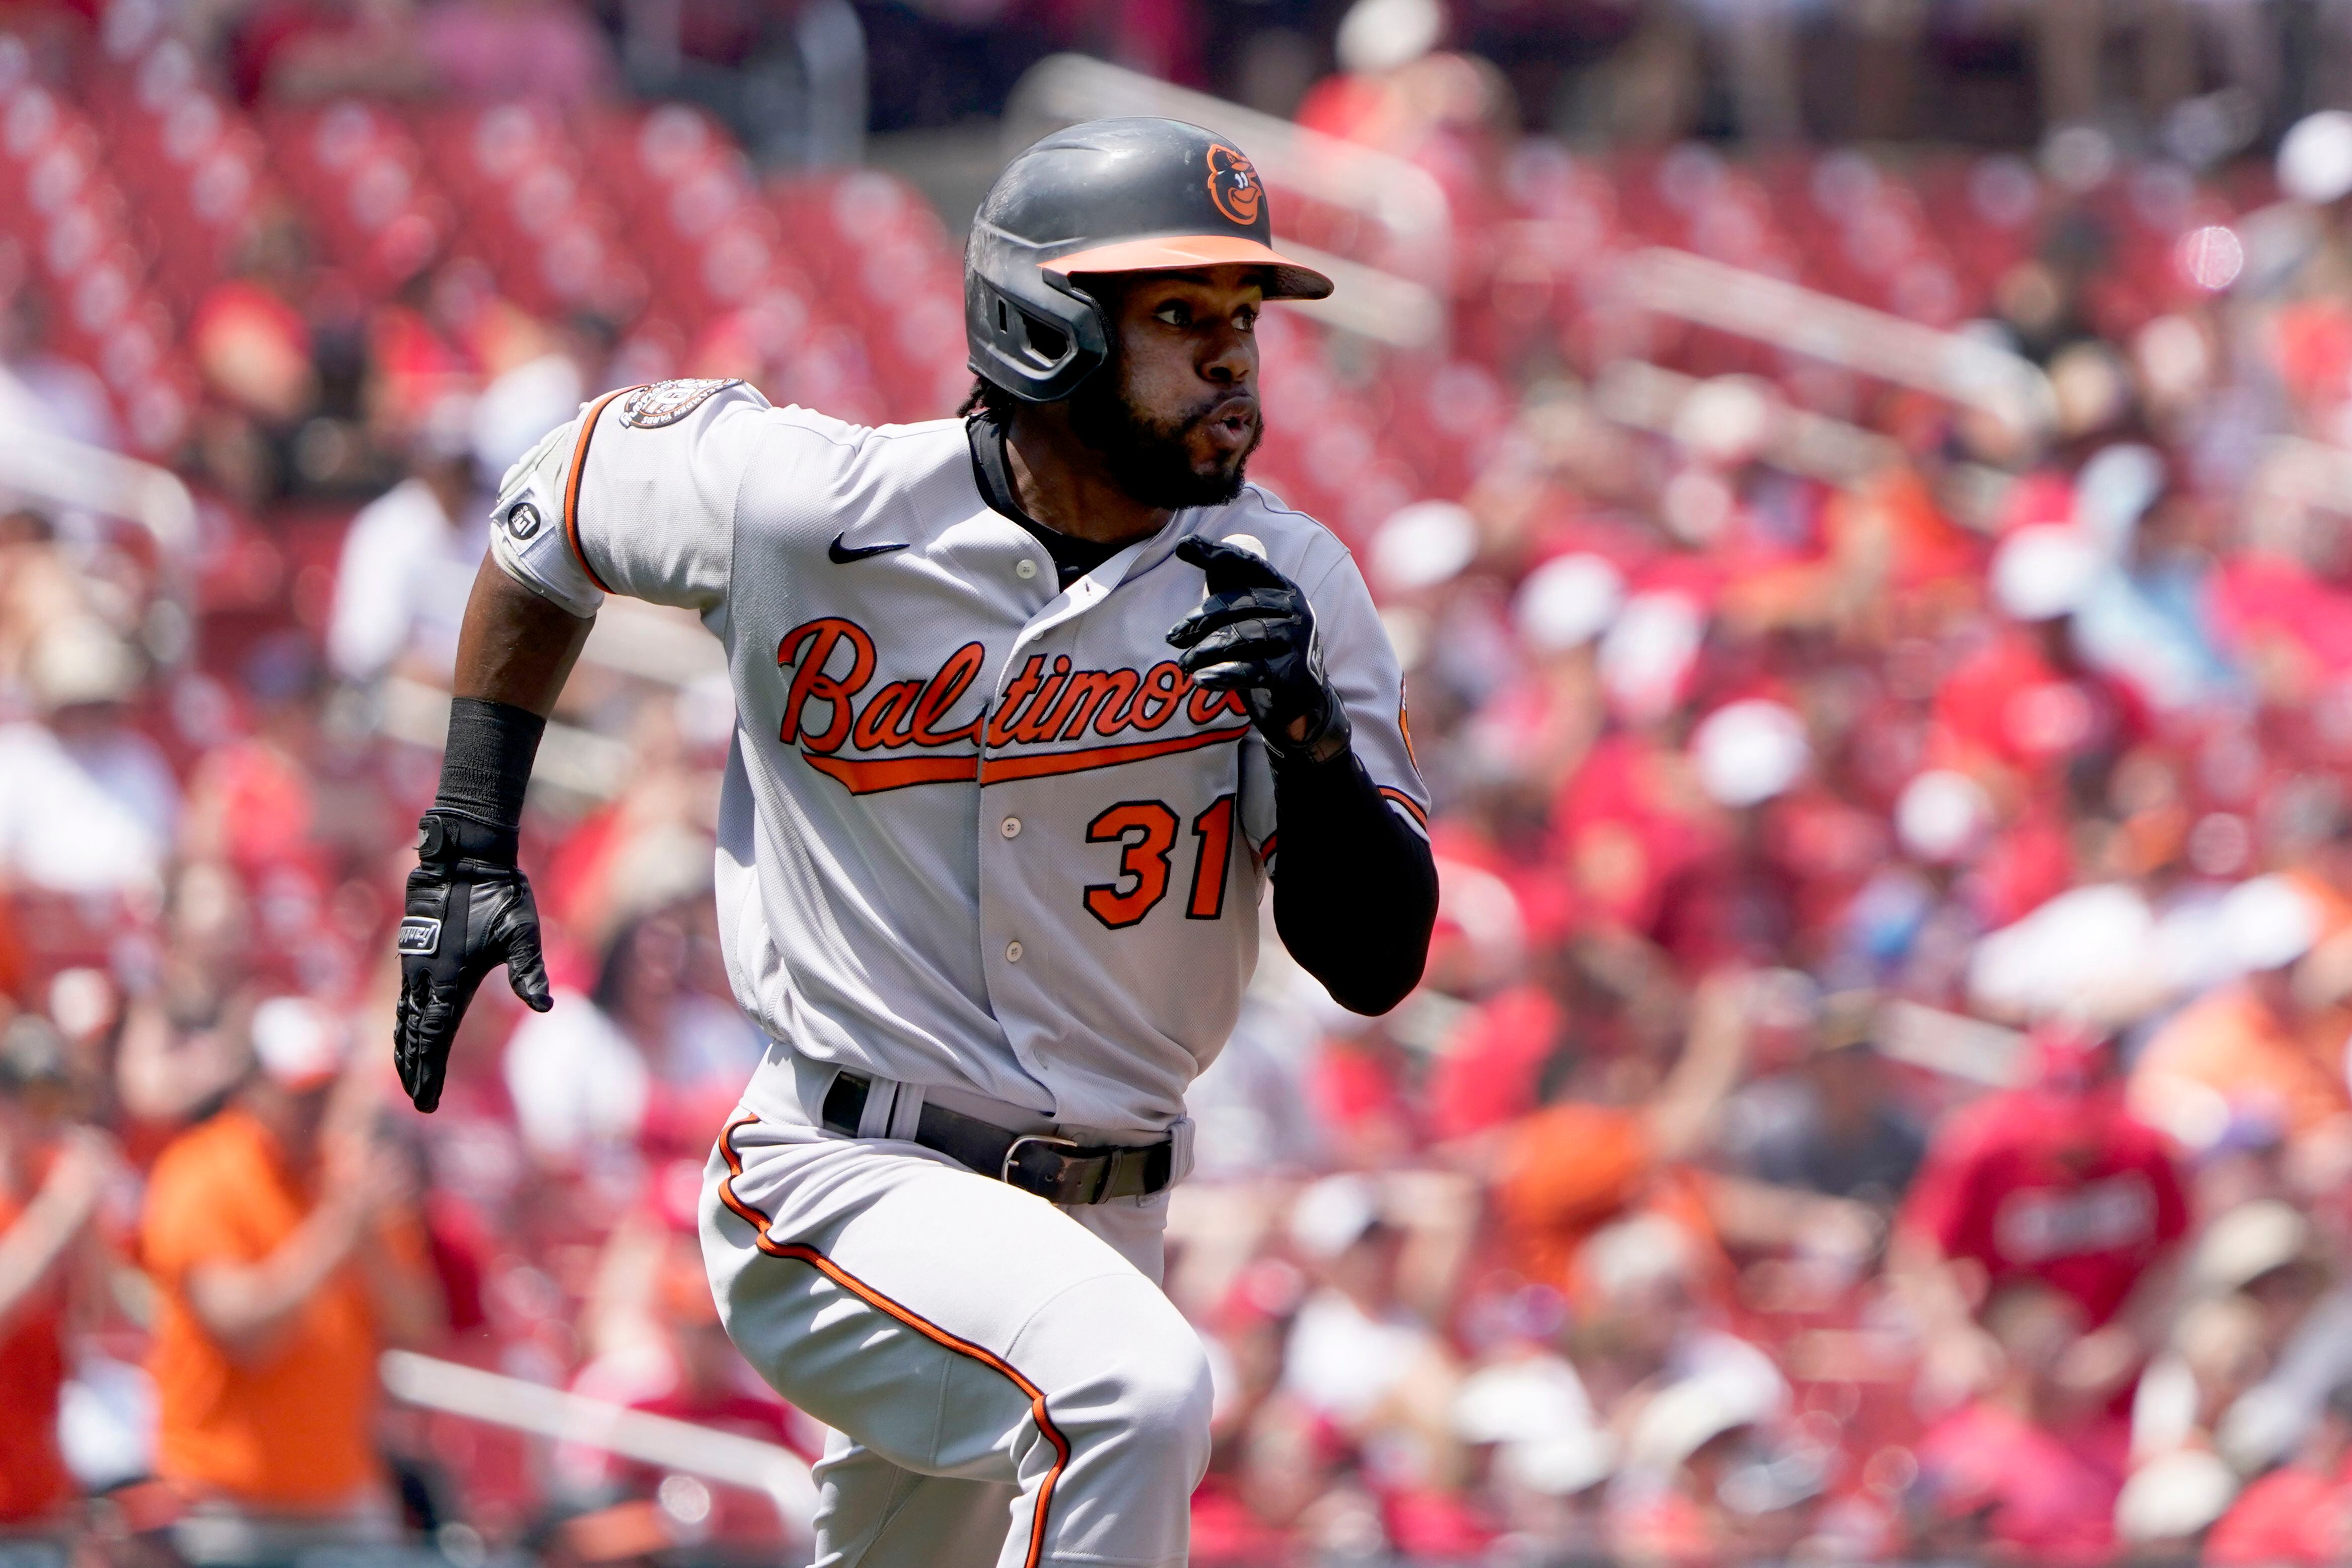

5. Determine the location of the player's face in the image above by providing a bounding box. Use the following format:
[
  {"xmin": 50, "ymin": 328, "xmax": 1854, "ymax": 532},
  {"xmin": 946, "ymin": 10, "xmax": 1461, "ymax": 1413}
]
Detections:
[{"xmin": 1068, "ymin": 266, "xmax": 1265, "ymax": 509}]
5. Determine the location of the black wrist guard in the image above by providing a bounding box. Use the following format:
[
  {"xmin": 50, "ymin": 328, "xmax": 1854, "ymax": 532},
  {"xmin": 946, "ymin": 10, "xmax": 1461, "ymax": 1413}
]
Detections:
[
  {"xmin": 396, "ymin": 697, "xmax": 553, "ymax": 1113},
  {"xmin": 426, "ymin": 698, "xmax": 545, "ymax": 863}
]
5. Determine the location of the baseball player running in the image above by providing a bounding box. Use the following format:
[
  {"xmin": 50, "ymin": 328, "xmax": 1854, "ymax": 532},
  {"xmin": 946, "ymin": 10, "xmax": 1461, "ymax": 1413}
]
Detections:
[{"xmin": 393, "ymin": 117, "xmax": 1438, "ymax": 1567}]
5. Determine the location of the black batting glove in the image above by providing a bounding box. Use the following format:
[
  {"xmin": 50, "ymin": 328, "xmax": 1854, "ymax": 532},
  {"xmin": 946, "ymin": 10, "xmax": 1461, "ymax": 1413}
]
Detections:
[
  {"xmin": 394, "ymin": 812, "xmax": 551, "ymax": 1113},
  {"xmin": 1168, "ymin": 536, "xmax": 1352, "ymax": 767}
]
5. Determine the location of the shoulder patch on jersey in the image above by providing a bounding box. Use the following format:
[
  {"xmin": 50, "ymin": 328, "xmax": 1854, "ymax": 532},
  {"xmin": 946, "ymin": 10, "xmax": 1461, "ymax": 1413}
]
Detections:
[{"xmin": 618, "ymin": 378, "xmax": 743, "ymax": 429}]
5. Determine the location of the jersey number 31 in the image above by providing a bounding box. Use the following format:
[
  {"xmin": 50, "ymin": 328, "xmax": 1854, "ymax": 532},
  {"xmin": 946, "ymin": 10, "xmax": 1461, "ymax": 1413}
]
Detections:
[{"xmin": 1082, "ymin": 795, "xmax": 1237, "ymax": 930}]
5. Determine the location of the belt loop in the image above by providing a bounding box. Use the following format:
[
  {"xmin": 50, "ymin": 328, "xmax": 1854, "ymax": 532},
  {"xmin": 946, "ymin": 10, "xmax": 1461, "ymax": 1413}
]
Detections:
[
  {"xmin": 886, "ymin": 1082, "xmax": 926, "ymax": 1142},
  {"xmin": 793, "ymin": 1052, "xmax": 841, "ymax": 1133},
  {"xmin": 1166, "ymin": 1115, "xmax": 1195, "ymax": 1185},
  {"xmin": 856, "ymin": 1078, "xmax": 896, "ymax": 1139}
]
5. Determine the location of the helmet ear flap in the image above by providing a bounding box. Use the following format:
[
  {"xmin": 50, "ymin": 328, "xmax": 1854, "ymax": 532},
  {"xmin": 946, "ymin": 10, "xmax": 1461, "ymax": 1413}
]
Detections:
[
  {"xmin": 964, "ymin": 223, "xmax": 1109, "ymax": 403},
  {"xmin": 981, "ymin": 284, "xmax": 1070, "ymax": 374}
]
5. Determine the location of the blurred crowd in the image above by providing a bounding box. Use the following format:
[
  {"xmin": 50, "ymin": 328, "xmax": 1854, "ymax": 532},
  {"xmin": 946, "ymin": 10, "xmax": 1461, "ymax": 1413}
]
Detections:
[{"xmin": 16, "ymin": 1, "xmax": 2352, "ymax": 1566}]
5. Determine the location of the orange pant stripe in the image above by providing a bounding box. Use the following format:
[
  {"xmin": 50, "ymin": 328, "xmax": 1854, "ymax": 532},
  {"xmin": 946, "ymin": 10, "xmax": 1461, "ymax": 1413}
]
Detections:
[{"xmin": 716, "ymin": 1116, "xmax": 1071, "ymax": 1568}]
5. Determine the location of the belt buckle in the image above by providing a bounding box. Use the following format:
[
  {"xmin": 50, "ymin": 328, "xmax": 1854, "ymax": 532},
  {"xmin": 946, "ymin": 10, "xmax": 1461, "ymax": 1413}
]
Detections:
[{"xmin": 1001, "ymin": 1133, "xmax": 1079, "ymax": 1193}]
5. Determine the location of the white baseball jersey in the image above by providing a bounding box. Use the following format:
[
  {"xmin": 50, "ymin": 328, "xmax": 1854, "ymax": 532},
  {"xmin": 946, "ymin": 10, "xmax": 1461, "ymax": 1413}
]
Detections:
[{"xmin": 491, "ymin": 376, "xmax": 1428, "ymax": 1137}]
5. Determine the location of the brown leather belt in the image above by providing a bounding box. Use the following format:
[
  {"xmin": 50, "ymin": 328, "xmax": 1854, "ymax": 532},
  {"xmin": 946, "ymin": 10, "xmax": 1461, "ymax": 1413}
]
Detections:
[{"xmin": 820, "ymin": 1071, "xmax": 1173, "ymax": 1205}]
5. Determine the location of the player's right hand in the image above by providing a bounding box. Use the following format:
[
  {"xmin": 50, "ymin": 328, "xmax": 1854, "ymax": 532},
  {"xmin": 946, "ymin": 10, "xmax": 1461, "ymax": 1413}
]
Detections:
[{"xmin": 393, "ymin": 813, "xmax": 552, "ymax": 1114}]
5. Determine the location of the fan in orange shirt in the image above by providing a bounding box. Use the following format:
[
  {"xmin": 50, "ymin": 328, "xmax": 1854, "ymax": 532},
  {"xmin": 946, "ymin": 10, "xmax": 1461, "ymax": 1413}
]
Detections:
[
  {"xmin": 1491, "ymin": 970, "xmax": 1752, "ymax": 1301},
  {"xmin": 140, "ymin": 996, "xmax": 443, "ymax": 1537},
  {"xmin": 2130, "ymin": 875, "xmax": 2352, "ymax": 1154},
  {"xmin": 1492, "ymin": 971, "xmax": 1884, "ymax": 1309}
]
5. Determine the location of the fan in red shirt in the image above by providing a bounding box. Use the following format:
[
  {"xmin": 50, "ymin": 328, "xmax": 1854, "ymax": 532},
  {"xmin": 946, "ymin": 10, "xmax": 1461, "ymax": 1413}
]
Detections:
[
  {"xmin": 1908, "ymin": 1280, "xmax": 2134, "ymax": 1566},
  {"xmin": 2206, "ymin": 1381, "xmax": 2352, "ymax": 1565},
  {"xmin": 0, "ymin": 1023, "xmax": 116, "ymax": 1528},
  {"xmin": 1932, "ymin": 526, "xmax": 2148, "ymax": 795},
  {"xmin": 1891, "ymin": 1023, "xmax": 2189, "ymax": 1411}
]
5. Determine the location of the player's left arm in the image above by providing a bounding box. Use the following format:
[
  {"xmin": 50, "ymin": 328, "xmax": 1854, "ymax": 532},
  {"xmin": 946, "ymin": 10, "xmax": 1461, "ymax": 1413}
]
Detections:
[{"xmin": 1169, "ymin": 537, "xmax": 1436, "ymax": 1014}]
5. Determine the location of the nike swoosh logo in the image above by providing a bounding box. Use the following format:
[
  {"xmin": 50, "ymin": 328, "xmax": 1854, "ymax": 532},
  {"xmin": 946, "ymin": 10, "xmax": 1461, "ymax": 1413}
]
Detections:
[{"xmin": 829, "ymin": 533, "xmax": 909, "ymax": 563}]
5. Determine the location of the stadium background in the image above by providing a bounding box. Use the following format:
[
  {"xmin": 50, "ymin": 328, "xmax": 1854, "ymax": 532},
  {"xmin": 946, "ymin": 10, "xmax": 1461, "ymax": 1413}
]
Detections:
[{"xmin": 9, "ymin": 0, "xmax": 2352, "ymax": 1562}]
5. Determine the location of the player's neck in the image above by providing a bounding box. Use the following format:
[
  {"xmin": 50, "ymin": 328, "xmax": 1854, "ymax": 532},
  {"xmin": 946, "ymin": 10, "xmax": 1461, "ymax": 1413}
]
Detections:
[{"xmin": 1001, "ymin": 405, "xmax": 1171, "ymax": 548}]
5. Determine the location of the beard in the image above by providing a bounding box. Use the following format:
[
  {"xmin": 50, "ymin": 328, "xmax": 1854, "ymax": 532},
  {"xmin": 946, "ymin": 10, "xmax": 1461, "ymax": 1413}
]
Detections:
[{"xmin": 1066, "ymin": 366, "xmax": 1262, "ymax": 510}]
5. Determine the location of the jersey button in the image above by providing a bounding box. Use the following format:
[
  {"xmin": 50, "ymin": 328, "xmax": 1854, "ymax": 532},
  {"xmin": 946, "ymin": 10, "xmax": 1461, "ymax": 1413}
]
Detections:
[
  {"xmin": 1005, "ymin": 940, "xmax": 1024, "ymax": 963},
  {"xmin": 1000, "ymin": 816, "xmax": 1022, "ymax": 839},
  {"xmin": 1015, "ymin": 558, "xmax": 1039, "ymax": 580}
]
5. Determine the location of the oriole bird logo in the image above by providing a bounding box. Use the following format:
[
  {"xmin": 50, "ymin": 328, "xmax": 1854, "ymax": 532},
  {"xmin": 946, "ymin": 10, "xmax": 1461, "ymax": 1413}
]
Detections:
[{"xmin": 1205, "ymin": 144, "xmax": 1262, "ymax": 226}]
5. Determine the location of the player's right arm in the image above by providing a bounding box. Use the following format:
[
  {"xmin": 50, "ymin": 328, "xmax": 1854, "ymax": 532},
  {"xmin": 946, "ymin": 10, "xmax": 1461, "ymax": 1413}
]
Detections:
[
  {"xmin": 393, "ymin": 379, "xmax": 762, "ymax": 1112},
  {"xmin": 389, "ymin": 534, "xmax": 591, "ymax": 1113}
]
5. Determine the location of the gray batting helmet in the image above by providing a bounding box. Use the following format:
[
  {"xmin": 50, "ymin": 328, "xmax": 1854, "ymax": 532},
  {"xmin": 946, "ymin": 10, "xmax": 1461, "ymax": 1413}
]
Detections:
[{"xmin": 964, "ymin": 117, "xmax": 1334, "ymax": 403}]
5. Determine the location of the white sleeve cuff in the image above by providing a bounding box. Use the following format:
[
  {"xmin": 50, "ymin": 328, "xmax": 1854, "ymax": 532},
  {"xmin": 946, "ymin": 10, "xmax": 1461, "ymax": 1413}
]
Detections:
[{"xmin": 486, "ymin": 417, "xmax": 605, "ymax": 618}]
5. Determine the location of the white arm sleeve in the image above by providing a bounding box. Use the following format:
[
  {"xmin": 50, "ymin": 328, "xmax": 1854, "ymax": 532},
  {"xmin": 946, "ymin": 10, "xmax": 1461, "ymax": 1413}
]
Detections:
[{"xmin": 489, "ymin": 377, "xmax": 769, "ymax": 616}]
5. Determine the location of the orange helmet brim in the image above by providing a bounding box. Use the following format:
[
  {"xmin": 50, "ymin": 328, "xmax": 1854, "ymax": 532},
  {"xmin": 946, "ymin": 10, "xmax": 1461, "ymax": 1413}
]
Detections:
[{"xmin": 1044, "ymin": 233, "xmax": 1334, "ymax": 301}]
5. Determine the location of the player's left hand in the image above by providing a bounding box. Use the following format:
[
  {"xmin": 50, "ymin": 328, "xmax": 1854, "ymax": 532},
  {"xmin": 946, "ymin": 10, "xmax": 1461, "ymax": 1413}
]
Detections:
[{"xmin": 1168, "ymin": 536, "xmax": 1351, "ymax": 766}]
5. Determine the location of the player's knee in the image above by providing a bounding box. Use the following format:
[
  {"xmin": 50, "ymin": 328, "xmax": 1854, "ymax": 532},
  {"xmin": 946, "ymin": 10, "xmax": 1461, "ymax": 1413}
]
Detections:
[
  {"xmin": 1024, "ymin": 1275, "xmax": 1211, "ymax": 1491},
  {"xmin": 1110, "ymin": 1319, "xmax": 1214, "ymax": 1475}
]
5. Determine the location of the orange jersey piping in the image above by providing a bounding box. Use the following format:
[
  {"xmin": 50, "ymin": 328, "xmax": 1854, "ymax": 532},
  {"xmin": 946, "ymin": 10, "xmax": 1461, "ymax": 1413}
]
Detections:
[
  {"xmin": 562, "ymin": 386, "xmax": 640, "ymax": 596},
  {"xmin": 979, "ymin": 724, "xmax": 1250, "ymax": 785}
]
